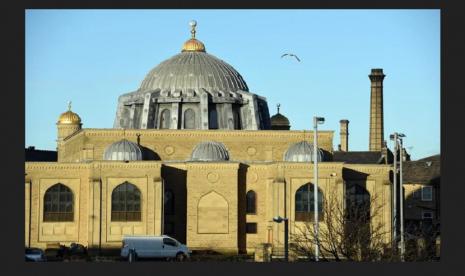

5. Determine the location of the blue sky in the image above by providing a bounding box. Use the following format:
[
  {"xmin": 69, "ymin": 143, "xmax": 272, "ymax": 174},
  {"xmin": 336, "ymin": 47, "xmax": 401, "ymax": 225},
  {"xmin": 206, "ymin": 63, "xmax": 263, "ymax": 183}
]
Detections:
[{"xmin": 25, "ymin": 9, "xmax": 440, "ymax": 160}]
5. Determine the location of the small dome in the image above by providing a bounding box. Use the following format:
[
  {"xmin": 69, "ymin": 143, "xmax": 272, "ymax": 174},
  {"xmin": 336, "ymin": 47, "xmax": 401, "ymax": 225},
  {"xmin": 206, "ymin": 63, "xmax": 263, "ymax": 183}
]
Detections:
[
  {"xmin": 182, "ymin": 20, "xmax": 206, "ymax": 53},
  {"xmin": 271, "ymin": 113, "xmax": 290, "ymax": 126},
  {"xmin": 57, "ymin": 102, "xmax": 81, "ymax": 125},
  {"xmin": 284, "ymin": 141, "xmax": 327, "ymax": 162},
  {"xmin": 103, "ymin": 139, "xmax": 143, "ymax": 161},
  {"xmin": 191, "ymin": 141, "xmax": 230, "ymax": 161},
  {"xmin": 270, "ymin": 104, "xmax": 290, "ymax": 130},
  {"xmin": 182, "ymin": 38, "xmax": 206, "ymax": 52}
]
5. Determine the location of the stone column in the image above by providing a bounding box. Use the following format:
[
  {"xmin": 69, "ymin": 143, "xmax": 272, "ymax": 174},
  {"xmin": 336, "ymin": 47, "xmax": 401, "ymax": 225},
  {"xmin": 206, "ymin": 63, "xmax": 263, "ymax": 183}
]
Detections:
[
  {"xmin": 199, "ymin": 89, "xmax": 209, "ymax": 130},
  {"xmin": 140, "ymin": 93, "xmax": 152, "ymax": 129},
  {"xmin": 369, "ymin": 68, "xmax": 385, "ymax": 151},
  {"xmin": 339, "ymin": 119, "xmax": 349, "ymax": 152},
  {"xmin": 171, "ymin": 102, "xmax": 180, "ymax": 129}
]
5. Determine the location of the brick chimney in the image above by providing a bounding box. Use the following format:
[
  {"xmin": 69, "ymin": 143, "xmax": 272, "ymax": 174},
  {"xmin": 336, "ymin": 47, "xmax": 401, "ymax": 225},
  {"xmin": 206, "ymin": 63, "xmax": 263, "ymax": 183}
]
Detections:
[
  {"xmin": 369, "ymin": 68, "xmax": 385, "ymax": 151},
  {"xmin": 339, "ymin": 119, "xmax": 349, "ymax": 152}
]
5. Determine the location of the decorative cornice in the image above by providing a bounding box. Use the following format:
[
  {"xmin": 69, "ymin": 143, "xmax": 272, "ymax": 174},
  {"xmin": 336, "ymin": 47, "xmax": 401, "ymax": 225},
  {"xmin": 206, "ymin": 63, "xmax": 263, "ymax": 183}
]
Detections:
[
  {"xmin": 186, "ymin": 162, "xmax": 240, "ymax": 170},
  {"xmin": 81, "ymin": 129, "xmax": 334, "ymax": 140}
]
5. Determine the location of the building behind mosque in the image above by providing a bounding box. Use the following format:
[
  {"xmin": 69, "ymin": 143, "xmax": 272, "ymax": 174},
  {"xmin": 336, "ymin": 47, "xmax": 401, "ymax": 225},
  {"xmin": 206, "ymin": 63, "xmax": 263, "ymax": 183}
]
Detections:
[{"xmin": 25, "ymin": 21, "xmax": 398, "ymax": 256}]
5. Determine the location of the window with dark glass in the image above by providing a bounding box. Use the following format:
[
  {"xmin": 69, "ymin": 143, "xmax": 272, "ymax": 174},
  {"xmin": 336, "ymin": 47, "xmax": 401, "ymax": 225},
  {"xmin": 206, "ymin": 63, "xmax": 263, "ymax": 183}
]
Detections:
[
  {"xmin": 246, "ymin": 190, "xmax": 256, "ymax": 214},
  {"xmin": 421, "ymin": 186, "xmax": 433, "ymax": 201},
  {"xmin": 346, "ymin": 183, "xmax": 371, "ymax": 222},
  {"xmin": 246, "ymin": 223, "xmax": 257, "ymax": 234},
  {"xmin": 111, "ymin": 182, "xmax": 141, "ymax": 221},
  {"xmin": 209, "ymin": 108, "xmax": 218, "ymax": 129},
  {"xmin": 160, "ymin": 109, "xmax": 171, "ymax": 129},
  {"xmin": 294, "ymin": 184, "xmax": 323, "ymax": 221},
  {"xmin": 183, "ymin": 108, "xmax": 196, "ymax": 129},
  {"xmin": 164, "ymin": 189, "xmax": 174, "ymax": 215},
  {"xmin": 43, "ymin": 183, "xmax": 74, "ymax": 222}
]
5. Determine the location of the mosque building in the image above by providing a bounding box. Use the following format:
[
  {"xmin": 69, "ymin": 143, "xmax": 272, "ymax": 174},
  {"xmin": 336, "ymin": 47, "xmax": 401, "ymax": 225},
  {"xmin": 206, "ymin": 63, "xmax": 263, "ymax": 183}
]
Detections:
[{"xmin": 25, "ymin": 21, "xmax": 395, "ymax": 256}]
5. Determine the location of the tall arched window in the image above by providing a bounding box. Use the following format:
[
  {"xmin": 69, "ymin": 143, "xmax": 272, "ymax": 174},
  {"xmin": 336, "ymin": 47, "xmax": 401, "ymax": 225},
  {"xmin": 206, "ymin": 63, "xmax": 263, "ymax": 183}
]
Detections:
[
  {"xmin": 164, "ymin": 189, "xmax": 175, "ymax": 215},
  {"xmin": 183, "ymin": 108, "xmax": 196, "ymax": 129},
  {"xmin": 43, "ymin": 183, "xmax": 74, "ymax": 222},
  {"xmin": 246, "ymin": 190, "xmax": 256, "ymax": 214},
  {"xmin": 160, "ymin": 109, "xmax": 171, "ymax": 129},
  {"xmin": 295, "ymin": 183, "xmax": 323, "ymax": 221},
  {"xmin": 111, "ymin": 182, "xmax": 141, "ymax": 221},
  {"xmin": 346, "ymin": 183, "xmax": 371, "ymax": 222}
]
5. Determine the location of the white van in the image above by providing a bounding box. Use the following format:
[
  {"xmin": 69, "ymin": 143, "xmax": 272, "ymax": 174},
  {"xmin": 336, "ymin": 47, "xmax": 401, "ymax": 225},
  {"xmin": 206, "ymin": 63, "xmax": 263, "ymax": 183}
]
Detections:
[{"xmin": 121, "ymin": 235, "xmax": 190, "ymax": 261}]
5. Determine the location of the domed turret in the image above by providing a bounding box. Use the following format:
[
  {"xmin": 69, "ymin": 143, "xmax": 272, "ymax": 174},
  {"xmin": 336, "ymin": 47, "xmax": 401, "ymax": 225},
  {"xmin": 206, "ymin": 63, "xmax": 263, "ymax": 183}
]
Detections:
[
  {"xmin": 270, "ymin": 104, "xmax": 290, "ymax": 130},
  {"xmin": 57, "ymin": 101, "xmax": 81, "ymax": 125},
  {"xmin": 284, "ymin": 141, "xmax": 328, "ymax": 162},
  {"xmin": 103, "ymin": 139, "xmax": 143, "ymax": 161},
  {"xmin": 190, "ymin": 141, "xmax": 230, "ymax": 161}
]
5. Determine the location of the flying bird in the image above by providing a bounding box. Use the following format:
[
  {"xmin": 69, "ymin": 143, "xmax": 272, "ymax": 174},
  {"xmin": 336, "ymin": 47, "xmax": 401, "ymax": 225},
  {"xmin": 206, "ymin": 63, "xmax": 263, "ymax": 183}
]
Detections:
[{"xmin": 281, "ymin": 53, "xmax": 301, "ymax": 62}]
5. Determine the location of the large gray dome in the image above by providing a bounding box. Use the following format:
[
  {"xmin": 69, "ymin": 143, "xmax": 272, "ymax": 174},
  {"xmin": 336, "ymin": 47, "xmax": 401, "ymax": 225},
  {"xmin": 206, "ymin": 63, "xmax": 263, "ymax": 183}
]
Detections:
[
  {"xmin": 284, "ymin": 141, "xmax": 326, "ymax": 162},
  {"xmin": 139, "ymin": 52, "xmax": 249, "ymax": 93},
  {"xmin": 191, "ymin": 141, "xmax": 230, "ymax": 161},
  {"xmin": 103, "ymin": 139, "xmax": 143, "ymax": 161}
]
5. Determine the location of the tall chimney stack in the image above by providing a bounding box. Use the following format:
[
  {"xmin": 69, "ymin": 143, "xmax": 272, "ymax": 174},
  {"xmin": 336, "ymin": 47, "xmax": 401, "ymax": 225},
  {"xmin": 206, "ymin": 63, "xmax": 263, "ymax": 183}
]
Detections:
[
  {"xmin": 368, "ymin": 68, "xmax": 385, "ymax": 151},
  {"xmin": 339, "ymin": 119, "xmax": 349, "ymax": 152}
]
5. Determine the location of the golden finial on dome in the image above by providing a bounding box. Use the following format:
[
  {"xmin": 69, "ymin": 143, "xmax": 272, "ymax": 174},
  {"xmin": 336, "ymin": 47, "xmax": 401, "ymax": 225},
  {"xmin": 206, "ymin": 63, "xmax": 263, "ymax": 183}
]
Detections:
[
  {"xmin": 57, "ymin": 101, "xmax": 81, "ymax": 124},
  {"xmin": 182, "ymin": 20, "xmax": 206, "ymax": 53},
  {"xmin": 190, "ymin": 20, "xmax": 197, "ymax": 39}
]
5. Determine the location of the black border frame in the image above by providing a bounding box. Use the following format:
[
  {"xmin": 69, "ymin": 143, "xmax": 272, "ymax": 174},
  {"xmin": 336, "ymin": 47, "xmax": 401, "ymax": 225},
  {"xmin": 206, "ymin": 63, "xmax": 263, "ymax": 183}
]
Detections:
[{"xmin": 5, "ymin": 0, "xmax": 465, "ymax": 275}]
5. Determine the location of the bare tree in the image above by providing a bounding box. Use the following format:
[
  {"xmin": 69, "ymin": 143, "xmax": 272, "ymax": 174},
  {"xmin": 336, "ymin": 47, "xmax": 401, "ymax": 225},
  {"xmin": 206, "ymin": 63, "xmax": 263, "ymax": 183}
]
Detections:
[{"xmin": 290, "ymin": 187, "xmax": 393, "ymax": 261}]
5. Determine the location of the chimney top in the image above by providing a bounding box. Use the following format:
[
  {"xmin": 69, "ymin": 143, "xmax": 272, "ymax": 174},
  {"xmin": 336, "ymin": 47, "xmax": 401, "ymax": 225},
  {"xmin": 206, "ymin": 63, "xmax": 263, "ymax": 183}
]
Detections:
[{"xmin": 340, "ymin": 119, "xmax": 349, "ymax": 124}]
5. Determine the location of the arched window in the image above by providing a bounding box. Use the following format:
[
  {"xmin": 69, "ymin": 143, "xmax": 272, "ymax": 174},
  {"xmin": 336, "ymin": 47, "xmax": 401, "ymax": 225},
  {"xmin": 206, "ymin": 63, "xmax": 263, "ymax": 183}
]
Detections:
[
  {"xmin": 111, "ymin": 182, "xmax": 141, "ymax": 221},
  {"xmin": 295, "ymin": 183, "xmax": 323, "ymax": 221},
  {"xmin": 160, "ymin": 109, "xmax": 171, "ymax": 129},
  {"xmin": 183, "ymin": 108, "xmax": 196, "ymax": 129},
  {"xmin": 346, "ymin": 183, "xmax": 371, "ymax": 222},
  {"xmin": 43, "ymin": 183, "xmax": 74, "ymax": 222},
  {"xmin": 246, "ymin": 190, "xmax": 256, "ymax": 214},
  {"xmin": 164, "ymin": 189, "xmax": 175, "ymax": 215}
]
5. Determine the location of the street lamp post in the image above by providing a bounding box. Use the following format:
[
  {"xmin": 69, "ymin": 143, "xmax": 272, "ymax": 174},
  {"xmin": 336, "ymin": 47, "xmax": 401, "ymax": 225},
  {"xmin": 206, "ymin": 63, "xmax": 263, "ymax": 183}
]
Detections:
[
  {"xmin": 390, "ymin": 132, "xmax": 406, "ymax": 260},
  {"xmin": 273, "ymin": 216, "xmax": 289, "ymax": 261},
  {"xmin": 313, "ymin": 116, "xmax": 325, "ymax": 262},
  {"xmin": 398, "ymin": 134, "xmax": 406, "ymax": 261},
  {"xmin": 390, "ymin": 133, "xmax": 398, "ymax": 251}
]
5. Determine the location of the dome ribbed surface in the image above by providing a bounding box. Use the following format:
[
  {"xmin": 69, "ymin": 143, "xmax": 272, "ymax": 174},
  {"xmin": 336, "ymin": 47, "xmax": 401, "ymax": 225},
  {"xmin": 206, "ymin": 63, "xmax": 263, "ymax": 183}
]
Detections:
[
  {"xmin": 139, "ymin": 52, "xmax": 249, "ymax": 93},
  {"xmin": 191, "ymin": 141, "xmax": 230, "ymax": 161},
  {"xmin": 103, "ymin": 139, "xmax": 143, "ymax": 161},
  {"xmin": 284, "ymin": 141, "xmax": 326, "ymax": 162}
]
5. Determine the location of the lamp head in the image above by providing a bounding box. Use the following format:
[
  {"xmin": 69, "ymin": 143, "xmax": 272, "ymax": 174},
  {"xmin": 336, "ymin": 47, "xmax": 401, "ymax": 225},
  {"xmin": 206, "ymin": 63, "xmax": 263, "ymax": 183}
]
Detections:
[
  {"xmin": 313, "ymin": 116, "xmax": 325, "ymax": 125},
  {"xmin": 273, "ymin": 216, "xmax": 283, "ymax": 223}
]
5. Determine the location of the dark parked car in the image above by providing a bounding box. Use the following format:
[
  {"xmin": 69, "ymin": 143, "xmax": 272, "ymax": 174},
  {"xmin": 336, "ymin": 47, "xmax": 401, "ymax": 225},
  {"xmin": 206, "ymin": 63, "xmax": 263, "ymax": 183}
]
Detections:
[
  {"xmin": 25, "ymin": 247, "xmax": 46, "ymax": 262},
  {"xmin": 57, "ymin": 243, "xmax": 88, "ymax": 261}
]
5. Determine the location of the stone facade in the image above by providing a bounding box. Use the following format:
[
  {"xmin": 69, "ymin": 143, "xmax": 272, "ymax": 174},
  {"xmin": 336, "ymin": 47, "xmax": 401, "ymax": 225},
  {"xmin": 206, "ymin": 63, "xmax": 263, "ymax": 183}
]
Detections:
[{"xmin": 25, "ymin": 131, "xmax": 393, "ymax": 254}]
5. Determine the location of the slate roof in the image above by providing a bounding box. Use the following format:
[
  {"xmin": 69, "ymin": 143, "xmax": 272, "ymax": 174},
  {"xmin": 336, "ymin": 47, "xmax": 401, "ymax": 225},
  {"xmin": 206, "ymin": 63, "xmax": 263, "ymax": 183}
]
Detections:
[
  {"xmin": 332, "ymin": 151, "xmax": 385, "ymax": 164},
  {"xmin": 402, "ymin": 154, "xmax": 440, "ymax": 184},
  {"xmin": 25, "ymin": 147, "xmax": 57, "ymax": 162}
]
